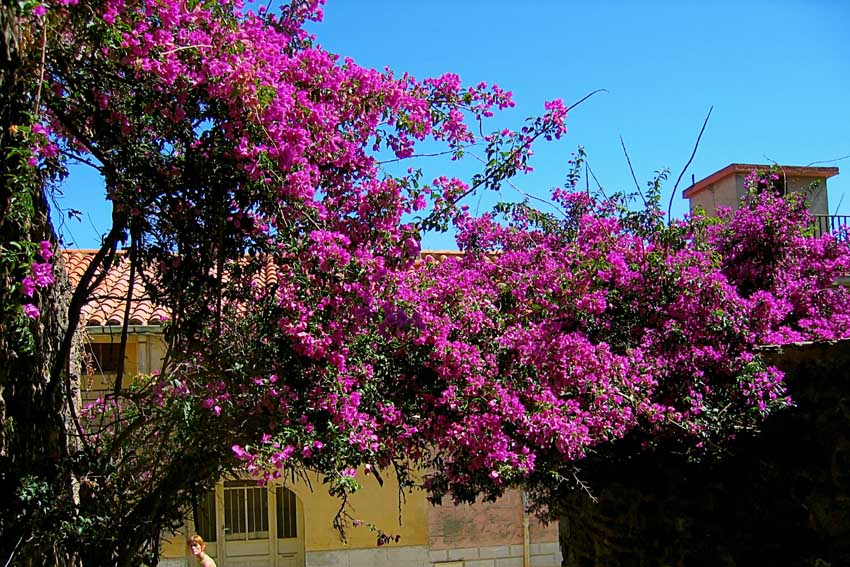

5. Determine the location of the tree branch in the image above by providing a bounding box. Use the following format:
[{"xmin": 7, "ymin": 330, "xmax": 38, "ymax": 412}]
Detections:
[
  {"xmin": 806, "ymin": 154, "xmax": 850, "ymax": 167},
  {"xmin": 667, "ymin": 106, "xmax": 713, "ymax": 222},
  {"xmin": 566, "ymin": 88, "xmax": 608, "ymax": 113},
  {"xmin": 620, "ymin": 135, "xmax": 647, "ymax": 207},
  {"xmin": 114, "ymin": 233, "xmax": 137, "ymax": 395}
]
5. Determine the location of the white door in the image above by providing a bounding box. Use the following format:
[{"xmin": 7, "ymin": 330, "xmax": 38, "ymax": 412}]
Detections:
[
  {"xmin": 223, "ymin": 480, "xmax": 271, "ymax": 567},
  {"xmin": 194, "ymin": 481, "xmax": 305, "ymax": 567},
  {"xmin": 273, "ymin": 486, "xmax": 304, "ymax": 567}
]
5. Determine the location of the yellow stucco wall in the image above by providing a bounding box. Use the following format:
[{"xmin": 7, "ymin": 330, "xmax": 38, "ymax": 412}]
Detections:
[
  {"xmin": 80, "ymin": 331, "xmax": 430, "ymax": 560},
  {"xmin": 158, "ymin": 472, "xmax": 430, "ymax": 560},
  {"xmin": 160, "ymin": 526, "xmax": 189, "ymax": 559},
  {"xmin": 428, "ymin": 489, "xmax": 557, "ymax": 550},
  {"xmin": 82, "ymin": 331, "xmax": 554, "ymax": 562},
  {"xmin": 288, "ymin": 469, "xmax": 429, "ymax": 551},
  {"xmin": 78, "ymin": 340, "xmax": 139, "ymax": 409}
]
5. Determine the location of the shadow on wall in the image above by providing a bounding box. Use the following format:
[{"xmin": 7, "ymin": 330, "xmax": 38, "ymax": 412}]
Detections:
[{"xmin": 557, "ymin": 339, "xmax": 850, "ymax": 567}]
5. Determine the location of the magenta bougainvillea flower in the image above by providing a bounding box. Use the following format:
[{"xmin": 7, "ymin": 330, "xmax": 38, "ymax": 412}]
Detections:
[{"xmin": 27, "ymin": 0, "xmax": 850, "ymax": 518}]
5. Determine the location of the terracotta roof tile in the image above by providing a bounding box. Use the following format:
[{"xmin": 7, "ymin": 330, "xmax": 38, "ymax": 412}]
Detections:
[
  {"xmin": 64, "ymin": 249, "xmax": 460, "ymax": 328},
  {"xmin": 63, "ymin": 250, "xmax": 169, "ymax": 327},
  {"xmin": 419, "ymin": 250, "xmax": 464, "ymax": 263}
]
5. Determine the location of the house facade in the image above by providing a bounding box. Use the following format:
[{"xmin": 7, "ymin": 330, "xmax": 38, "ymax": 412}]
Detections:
[
  {"xmin": 66, "ymin": 250, "xmax": 562, "ymax": 567},
  {"xmin": 682, "ymin": 162, "xmax": 846, "ymax": 236}
]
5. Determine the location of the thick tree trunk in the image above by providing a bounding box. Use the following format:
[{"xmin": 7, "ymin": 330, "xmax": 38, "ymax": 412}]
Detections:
[{"xmin": 0, "ymin": 3, "xmax": 76, "ymax": 565}]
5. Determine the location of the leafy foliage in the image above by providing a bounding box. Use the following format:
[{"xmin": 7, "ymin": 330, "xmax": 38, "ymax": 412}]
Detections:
[{"xmin": 3, "ymin": 1, "xmax": 850, "ymax": 565}]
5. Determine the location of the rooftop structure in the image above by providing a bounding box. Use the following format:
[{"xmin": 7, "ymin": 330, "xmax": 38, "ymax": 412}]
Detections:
[{"xmin": 682, "ymin": 163, "xmax": 839, "ymax": 217}]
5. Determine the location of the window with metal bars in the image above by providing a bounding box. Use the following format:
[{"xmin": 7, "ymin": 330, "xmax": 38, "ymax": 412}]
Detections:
[
  {"xmin": 224, "ymin": 481, "xmax": 269, "ymax": 541},
  {"xmin": 84, "ymin": 342, "xmax": 125, "ymax": 373},
  {"xmin": 275, "ymin": 487, "xmax": 298, "ymax": 539}
]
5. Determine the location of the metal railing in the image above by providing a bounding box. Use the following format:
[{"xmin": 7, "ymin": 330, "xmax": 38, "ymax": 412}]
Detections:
[{"xmin": 812, "ymin": 215, "xmax": 850, "ymax": 241}]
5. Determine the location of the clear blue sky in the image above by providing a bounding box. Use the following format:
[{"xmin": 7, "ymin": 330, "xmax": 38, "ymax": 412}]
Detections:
[{"xmin": 55, "ymin": 0, "xmax": 850, "ymax": 250}]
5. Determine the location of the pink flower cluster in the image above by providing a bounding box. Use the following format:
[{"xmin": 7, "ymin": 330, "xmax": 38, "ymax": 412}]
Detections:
[
  {"xmin": 32, "ymin": 0, "xmax": 850, "ymax": 509},
  {"xmin": 21, "ymin": 240, "xmax": 54, "ymax": 319},
  {"xmin": 222, "ymin": 183, "xmax": 850, "ymax": 506}
]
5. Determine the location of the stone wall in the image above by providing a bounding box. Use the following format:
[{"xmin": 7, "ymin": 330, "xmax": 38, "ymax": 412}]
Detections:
[{"xmin": 557, "ymin": 339, "xmax": 850, "ymax": 567}]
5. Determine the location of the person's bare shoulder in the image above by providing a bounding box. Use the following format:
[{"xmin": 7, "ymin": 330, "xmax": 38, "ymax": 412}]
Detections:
[{"xmin": 201, "ymin": 557, "xmax": 216, "ymax": 567}]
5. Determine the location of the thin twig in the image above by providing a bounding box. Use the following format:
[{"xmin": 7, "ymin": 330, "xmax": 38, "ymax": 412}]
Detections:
[
  {"xmin": 419, "ymin": 88, "xmax": 608, "ymax": 222},
  {"xmin": 806, "ymin": 154, "xmax": 850, "ymax": 167},
  {"xmin": 567, "ymin": 88, "xmax": 608, "ymax": 113},
  {"xmin": 33, "ymin": 24, "xmax": 47, "ymax": 115},
  {"xmin": 667, "ymin": 106, "xmax": 713, "ymax": 222},
  {"xmin": 585, "ymin": 159, "xmax": 607, "ymax": 199},
  {"xmin": 467, "ymin": 151, "xmax": 568, "ymax": 219},
  {"xmin": 160, "ymin": 44, "xmax": 212, "ymax": 55},
  {"xmin": 833, "ymin": 194, "xmax": 844, "ymax": 216},
  {"xmin": 59, "ymin": 150, "xmax": 104, "ymax": 173},
  {"xmin": 377, "ymin": 147, "xmax": 472, "ymax": 165},
  {"xmin": 572, "ymin": 470, "xmax": 598, "ymax": 503},
  {"xmin": 3, "ymin": 535, "xmax": 24, "ymax": 567},
  {"xmin": 620, "ymin": 135, "xmax": 647, "ymax": 207},
  {"xmin": 762, "ymin": 154, "xmax": 788, "ymax": 195}
]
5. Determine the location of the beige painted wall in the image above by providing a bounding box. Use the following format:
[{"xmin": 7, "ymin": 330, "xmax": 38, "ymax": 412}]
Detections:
[
  {"xmin": 160, "ymin": 527, "xmax": 189, "ymax": 560},
  {"xmin": 81, "ymin": 329, "xmax": 167, "ymax": 400},
  {"xmin": 688, "ymin": 175, "xmax": 740, "ymax": 216},
  {"xmin": 689, "ymin": 173, "xmax": 830, "ymax": 217},
  {"xmin": 783, "ymin": 175, "xmax": 828, "ymax": 214}
]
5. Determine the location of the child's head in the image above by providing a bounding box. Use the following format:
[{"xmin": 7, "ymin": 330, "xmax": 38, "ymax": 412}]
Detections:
[{"xmin": 187, "ymin": 534, "xmax": 206, "ymax": 556}]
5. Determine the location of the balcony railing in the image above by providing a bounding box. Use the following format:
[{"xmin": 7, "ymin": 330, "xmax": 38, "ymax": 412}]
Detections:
[{"xmin": 812, "ymin": 215, "xmax": 850, "ymax": 241}]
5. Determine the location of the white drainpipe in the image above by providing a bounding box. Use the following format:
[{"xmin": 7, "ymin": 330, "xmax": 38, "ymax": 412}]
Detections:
[{"xmin": 522, "ymin": 491, "xmax": 531, "ymax": 567}]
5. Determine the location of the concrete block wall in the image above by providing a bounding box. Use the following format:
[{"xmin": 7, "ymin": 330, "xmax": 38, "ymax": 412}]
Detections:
[
  {"xmin": 164, "ymin": 543, "xmax": 562, "ymax": 567},
  {"xmin": 429, "ymin": 542, "xmax": 562, "ymax": 567},
  {"xmin": 306, "ymin": 544, "xmax": 430, "ymax": 567}
]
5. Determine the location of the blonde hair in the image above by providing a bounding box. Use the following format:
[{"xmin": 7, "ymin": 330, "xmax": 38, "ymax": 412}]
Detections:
[{"xmin": 187, "ymin": 534, "xmax": 206, "ymax": 551}]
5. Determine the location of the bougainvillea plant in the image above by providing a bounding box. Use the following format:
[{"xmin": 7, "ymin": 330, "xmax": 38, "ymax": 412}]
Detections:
[
  {"xmin": 4, "ymin": 0, "xmax": 566, "ymax": 563},
  {"xmin": 5, "ymin": 0, "xmax": 850, "ymax": 564},
  {"xmin": 229, "ymin": 162, "xmax": 850, "ymax": 512}
]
